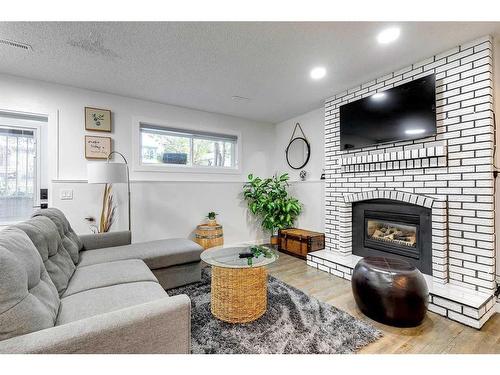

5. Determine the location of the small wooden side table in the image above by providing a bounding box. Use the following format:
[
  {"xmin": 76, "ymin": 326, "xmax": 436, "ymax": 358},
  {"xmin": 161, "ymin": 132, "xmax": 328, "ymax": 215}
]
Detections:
[{"xmin": 194, "ymin": 223, "xmax": 224, "ymax": 249}]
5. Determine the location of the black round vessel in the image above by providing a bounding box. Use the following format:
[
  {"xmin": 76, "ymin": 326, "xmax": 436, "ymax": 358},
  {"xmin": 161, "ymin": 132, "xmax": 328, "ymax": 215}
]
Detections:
[{"xmin": 351, "ymin": 256, "xmax": 429, "ymax": 327}]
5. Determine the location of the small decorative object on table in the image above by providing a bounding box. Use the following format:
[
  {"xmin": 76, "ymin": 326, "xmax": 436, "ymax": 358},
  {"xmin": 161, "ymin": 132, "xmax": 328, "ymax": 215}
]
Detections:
[
  {"xmin": 278, "ymin": 228, "xmax": 325, "ymax": 259},
  {"xmin": 245, "ymin": 245, "xmax": 274, "ymax": 266},
  {"xmin": 299, "ymin": 170, "xmax": 307, "ymax": 181},
  {"xmin": 206, "ymin": 211, "xmax": 218, "ymax": 226}
]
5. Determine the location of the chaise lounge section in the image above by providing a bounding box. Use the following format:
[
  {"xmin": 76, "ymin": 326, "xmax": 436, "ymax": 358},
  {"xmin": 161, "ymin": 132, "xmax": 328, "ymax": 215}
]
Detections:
[{"xmin": 0, "ymin": 208, "xmax": 203, "ymax": 354}]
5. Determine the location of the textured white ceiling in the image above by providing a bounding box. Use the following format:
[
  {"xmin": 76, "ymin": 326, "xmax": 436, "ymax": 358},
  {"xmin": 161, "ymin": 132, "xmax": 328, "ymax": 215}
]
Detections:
[{"xmin": 0, "ymin": 22, "xmax": 499, "ymax": 123}]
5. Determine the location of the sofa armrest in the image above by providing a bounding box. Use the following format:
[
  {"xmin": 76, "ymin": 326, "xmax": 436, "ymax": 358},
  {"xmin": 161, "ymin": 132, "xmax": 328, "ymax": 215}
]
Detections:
[
  {"xmin": 0, "ymin": 295, "xmax": 191, "ymax": 354},
  {"xmin": 79, "ymin": 231, "xmax": 132, "ymax": 250}
]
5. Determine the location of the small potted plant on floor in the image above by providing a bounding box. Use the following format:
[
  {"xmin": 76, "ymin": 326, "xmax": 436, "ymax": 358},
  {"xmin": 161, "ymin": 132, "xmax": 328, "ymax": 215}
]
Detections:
[
  {"xmin": 206, "ymin": 211, "xmax": 218, "ymax": 226},
  {"xmin": 243, "ymin": 173, "xmax": 302, "ymax": 245}
]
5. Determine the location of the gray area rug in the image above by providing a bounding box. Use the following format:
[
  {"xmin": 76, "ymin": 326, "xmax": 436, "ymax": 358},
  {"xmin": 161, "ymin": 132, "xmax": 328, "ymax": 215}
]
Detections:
[{"xmin": 168, "ymin": 268, "xmax": 382, "ymax": 354}]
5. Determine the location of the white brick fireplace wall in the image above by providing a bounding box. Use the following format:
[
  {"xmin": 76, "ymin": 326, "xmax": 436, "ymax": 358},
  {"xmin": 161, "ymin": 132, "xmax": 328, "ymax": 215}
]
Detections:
[{"xmin": 307, "ymin": 36, "xmax": 498, "ymax": 329}]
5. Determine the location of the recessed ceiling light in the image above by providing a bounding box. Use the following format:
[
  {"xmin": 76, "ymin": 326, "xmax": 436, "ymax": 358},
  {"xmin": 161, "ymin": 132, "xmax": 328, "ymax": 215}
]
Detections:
[
  {"xmin": 371, "ymin": 92, "xmax": 387, "ymax": 101},
  {"xmin": 310, "ymin": 67, "xmax": 326, "ymax": 80},
  {"xmin": 405, "ymin": 128, "xmax": 425, "ymax": 135},
  {"xmin": 377, "ymin": 27, "xmax": 400, "ymax": 44}
]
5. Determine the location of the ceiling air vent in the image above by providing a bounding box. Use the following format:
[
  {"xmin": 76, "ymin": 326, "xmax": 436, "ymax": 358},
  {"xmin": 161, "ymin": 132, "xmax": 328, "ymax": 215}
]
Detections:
[
  {"xmin": 0, "ymin": 38, "xmax": 33, "ymax": 51},
  {"xmin": 232, "ymin": 95, "xmax": 251, "ymax": 102}
]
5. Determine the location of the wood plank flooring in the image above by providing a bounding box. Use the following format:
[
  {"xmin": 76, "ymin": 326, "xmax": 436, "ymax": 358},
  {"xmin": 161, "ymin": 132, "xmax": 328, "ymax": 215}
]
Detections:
[{"xmin": 266, "ymin": 251, "xmax": 500, "ymax": 354}]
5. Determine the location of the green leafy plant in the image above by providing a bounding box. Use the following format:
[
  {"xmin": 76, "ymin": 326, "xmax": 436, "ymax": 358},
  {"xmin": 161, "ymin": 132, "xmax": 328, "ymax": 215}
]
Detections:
[
  {"xmin": 243, "ymin": 173, "xmax": 302, "ymax": 236},
  {"xmin": 247, "ymin": 245, "xmax": 275, "ymax": 266},
  {"xmin": 206, "ymin": 211, "xmax": 218, "ymax": 220}
]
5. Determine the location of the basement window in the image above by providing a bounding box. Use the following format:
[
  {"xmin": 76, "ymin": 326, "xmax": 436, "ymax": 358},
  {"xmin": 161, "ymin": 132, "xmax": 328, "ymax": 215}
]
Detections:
[{"xmin": 139, "ymin": 123, "xmax": 239, "ymax": 171}]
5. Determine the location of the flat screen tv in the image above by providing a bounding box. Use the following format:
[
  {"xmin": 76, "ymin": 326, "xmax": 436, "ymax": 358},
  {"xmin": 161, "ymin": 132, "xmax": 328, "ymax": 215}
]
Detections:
[{"xmin": 340, "ymin": 74, "xmax": 436, "ymax": 151}]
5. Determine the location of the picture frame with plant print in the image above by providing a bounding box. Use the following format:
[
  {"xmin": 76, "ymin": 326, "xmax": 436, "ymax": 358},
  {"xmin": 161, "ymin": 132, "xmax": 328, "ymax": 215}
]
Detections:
[{"xmin": 85, "ymin": 107, "xmax": 112, "ymax": 132}]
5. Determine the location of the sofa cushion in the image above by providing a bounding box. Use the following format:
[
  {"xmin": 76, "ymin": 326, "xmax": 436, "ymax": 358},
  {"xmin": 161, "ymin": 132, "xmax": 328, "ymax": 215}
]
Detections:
[
  {"xmin": 56, "ymin": 281, "xmax": 167, "ymax": 325},
  {"xmin": 15, "ymin": 216, "xmax": 76, "ymax": 296},
  {"xmin": 32, "ymin": 208, "xmax": 82, "ymax": 265},
  {"xmin": 63, "ymin": 259, "xmax": 158, "ymax": 297},
  {"xmin": 0, "ymin": 228, "xmax": 60, "ymax": 341},
  {"xmin": 78, "ymin": 238, "xmax": 203, "ymax": 270}
]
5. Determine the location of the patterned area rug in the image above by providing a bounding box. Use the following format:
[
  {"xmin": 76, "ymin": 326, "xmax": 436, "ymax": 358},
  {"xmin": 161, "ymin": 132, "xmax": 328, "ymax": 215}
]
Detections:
[{"xmin": 168, "ymin": 268, "xmax": 382, "ymax": 354}]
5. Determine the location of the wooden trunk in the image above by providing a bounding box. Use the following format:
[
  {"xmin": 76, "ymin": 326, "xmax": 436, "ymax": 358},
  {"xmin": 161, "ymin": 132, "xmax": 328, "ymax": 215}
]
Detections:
[
  {"xmin": 278, "ymin": 228, "xmax": 325, "ymax": 259},
  {"xmin": 195, "ymin": 224, "xmax": 224, "ymax": 249}
]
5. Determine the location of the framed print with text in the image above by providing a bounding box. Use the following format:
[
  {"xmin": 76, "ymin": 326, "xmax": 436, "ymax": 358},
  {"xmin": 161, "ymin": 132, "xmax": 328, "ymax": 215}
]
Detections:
[{"xmin": 85, "ymin": 135, "xmax": 112, "ymax": 159}]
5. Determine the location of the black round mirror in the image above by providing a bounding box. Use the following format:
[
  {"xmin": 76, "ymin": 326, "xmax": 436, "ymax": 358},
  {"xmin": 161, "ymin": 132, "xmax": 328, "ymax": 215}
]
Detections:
[{"xmin": 286, "ymin": 137, "xmax": 310, "ymax": 170}]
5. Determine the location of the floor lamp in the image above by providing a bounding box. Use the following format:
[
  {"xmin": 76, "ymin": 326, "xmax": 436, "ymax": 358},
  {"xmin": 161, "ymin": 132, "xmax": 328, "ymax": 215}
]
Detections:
[{"xmin": 87, "ymin": 151, "xmax": 131, "ymax": 231}]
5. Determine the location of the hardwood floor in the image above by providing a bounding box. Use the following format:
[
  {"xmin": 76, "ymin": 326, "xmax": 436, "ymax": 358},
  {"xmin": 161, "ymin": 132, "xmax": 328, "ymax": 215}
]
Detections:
[{"xmin": 266, "ymin": 251, "xmax": 500, "ymax": 354}]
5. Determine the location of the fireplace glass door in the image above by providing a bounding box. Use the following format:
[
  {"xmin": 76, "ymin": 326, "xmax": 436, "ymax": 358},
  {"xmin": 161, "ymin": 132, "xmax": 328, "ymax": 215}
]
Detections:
[
  {"xmin": 366, "ymin": 220, "xmax": 417, "ymax": 247},
  {"xmin": 364, "ymin": 215, "xmax": 420, "ymax": 259}
]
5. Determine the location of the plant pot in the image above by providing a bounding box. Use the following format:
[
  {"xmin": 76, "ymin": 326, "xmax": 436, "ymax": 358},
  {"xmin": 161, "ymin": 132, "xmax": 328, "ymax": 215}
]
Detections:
[
  {"xmin": 207, "ymin": 219, "xmax": 218, "ymax": 226},
  {"xmin": 270, "ymin": 235, "xmax": 279, "ymax": 246}
]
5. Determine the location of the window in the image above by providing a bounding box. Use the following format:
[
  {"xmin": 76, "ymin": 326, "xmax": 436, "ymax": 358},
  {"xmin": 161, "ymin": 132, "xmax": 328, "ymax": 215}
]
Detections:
[
  {"xmin": 0, "ymin": 125, "xmax": 38, "ymax": 224},
  {"xmin": 139, "ymin": 124, "xmax": 238, "ymax": 169}
]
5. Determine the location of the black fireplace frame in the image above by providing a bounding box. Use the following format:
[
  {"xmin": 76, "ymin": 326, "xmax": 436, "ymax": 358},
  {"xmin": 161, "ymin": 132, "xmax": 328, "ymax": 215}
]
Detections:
[{"xmin": 352, "ymin": 199, "xmax": 432, "ymax": 275}]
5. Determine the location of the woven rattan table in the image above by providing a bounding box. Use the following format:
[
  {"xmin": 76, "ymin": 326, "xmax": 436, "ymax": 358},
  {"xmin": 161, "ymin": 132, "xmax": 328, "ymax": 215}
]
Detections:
[{"xmin": 201, "ymin": 246, "xmax": 278, "ymax": 323}]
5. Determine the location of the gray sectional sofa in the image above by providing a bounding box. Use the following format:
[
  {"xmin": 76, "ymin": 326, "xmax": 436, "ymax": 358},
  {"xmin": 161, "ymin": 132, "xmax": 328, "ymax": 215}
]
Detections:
[{"xmin": 0, "ymin": 208, "xmax": 203, "ymax": 354}]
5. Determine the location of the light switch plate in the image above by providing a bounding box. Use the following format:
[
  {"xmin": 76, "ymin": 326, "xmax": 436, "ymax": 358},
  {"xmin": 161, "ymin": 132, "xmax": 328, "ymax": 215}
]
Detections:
[{"xmin": 60, "ymin": 189, "xmax": 73, "ymax": 200}]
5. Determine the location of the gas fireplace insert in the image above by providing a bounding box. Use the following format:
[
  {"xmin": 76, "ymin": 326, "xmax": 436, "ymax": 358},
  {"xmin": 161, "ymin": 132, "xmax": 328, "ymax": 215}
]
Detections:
[{"xmin": 352, "ymin": 199, "xmax": 432, "ymax": 275}]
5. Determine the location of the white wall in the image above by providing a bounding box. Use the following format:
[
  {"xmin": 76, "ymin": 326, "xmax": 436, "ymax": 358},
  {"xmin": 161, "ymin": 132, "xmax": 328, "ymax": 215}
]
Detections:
[
  {"xmin": 274, "ymin": 107, "xmax": 325, "ymax": 181},
  {"xmin": 0, "ymin": 73, "xmax": 275, "ymax": 244},
  {"xmin": 51, "ymin": 181, "xmax": 264, "ymax": 244},
  {"xmin": 273, "ymin": 107, "xmax": 325, "ymax": 233}
]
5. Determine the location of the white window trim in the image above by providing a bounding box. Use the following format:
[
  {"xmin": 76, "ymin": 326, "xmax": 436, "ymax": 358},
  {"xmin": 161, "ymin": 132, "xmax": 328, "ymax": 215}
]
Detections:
[{"xmin": 132, "ymin": 117, "xmax": 242, "ymax": 174}]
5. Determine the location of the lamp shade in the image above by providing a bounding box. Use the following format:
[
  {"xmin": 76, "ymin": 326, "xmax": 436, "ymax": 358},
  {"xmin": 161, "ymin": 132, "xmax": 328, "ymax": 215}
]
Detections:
[{"xmin": 87, "ymin": 162, "xmax": 128, "ymax": 184}]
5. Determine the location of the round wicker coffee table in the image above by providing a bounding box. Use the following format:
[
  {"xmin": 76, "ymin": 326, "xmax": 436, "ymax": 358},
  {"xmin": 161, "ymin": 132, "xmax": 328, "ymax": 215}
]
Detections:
[{"xmin": 201, "ymin": 246, "xmax": 278, "ymax": 323}]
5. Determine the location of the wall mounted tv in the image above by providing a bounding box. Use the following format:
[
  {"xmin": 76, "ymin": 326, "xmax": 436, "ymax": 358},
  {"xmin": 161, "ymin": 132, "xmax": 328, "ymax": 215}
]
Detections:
[{"xmin": 340, "ymin": 74, "xmax": 436, "ymax": 151}]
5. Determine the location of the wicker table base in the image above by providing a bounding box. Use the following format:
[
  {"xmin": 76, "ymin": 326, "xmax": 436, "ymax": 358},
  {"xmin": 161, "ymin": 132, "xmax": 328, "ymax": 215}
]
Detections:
[{"xmin": 211, "ymin": 265, "xmax": 268, "ymax": 323}]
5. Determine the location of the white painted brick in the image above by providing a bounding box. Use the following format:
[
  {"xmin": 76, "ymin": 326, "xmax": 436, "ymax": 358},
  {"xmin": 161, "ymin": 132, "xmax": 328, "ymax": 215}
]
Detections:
[
  {"xmin": 433, "ymin": 297, "xmax": 462, "ymax": 312},
  {"xmin": 321, "ymin": 38, "xmax": 497, "ymax": 317},
  {"xmin": 428, "ymin": 303, "xmax": 447, "ymax": 316},
  {"xmin": 448, "ymin": 311, "xmax": 481, "ymax": 329}
]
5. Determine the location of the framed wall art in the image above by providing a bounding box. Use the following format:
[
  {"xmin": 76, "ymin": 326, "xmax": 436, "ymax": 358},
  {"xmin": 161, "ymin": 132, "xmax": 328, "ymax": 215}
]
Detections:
[
  {"xmin": 85, "ymin": 107, "xmax": 112, "ymax": 132},
  {"xmin": 85, "ymin": 136, "xmax": 112, "ymax": 159}
]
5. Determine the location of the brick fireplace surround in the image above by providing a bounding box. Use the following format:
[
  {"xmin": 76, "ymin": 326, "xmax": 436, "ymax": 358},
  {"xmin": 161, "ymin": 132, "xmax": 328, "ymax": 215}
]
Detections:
[{"xmin": 307, "ymin": 36, "xmax": 498, "ymax": 329}]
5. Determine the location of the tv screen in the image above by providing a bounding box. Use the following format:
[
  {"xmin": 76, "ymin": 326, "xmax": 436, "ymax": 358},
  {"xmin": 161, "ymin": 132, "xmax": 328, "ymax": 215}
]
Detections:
[{"xmin": 340, "ymin": 74, "xmax": 436, "ymax": 151}]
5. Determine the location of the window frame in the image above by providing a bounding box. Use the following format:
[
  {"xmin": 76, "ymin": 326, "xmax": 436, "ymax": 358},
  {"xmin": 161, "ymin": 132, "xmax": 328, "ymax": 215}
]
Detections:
[
  {"xmin": 0, "ymin": 119, "xmax": 42, "ymax": 225},
  {"xmin": 132, "ymin": 118, "xmax": 242, "ymax": 174}
]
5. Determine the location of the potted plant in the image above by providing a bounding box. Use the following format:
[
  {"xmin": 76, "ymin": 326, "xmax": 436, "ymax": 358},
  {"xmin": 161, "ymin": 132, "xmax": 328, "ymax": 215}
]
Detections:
[
  {"xmin": 243, "ymin": 173, "xmax": 302, "ymax": 245},
  {"xmin": 206, "ymin": 211, "xmax": 218, "ymax": 226}
]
